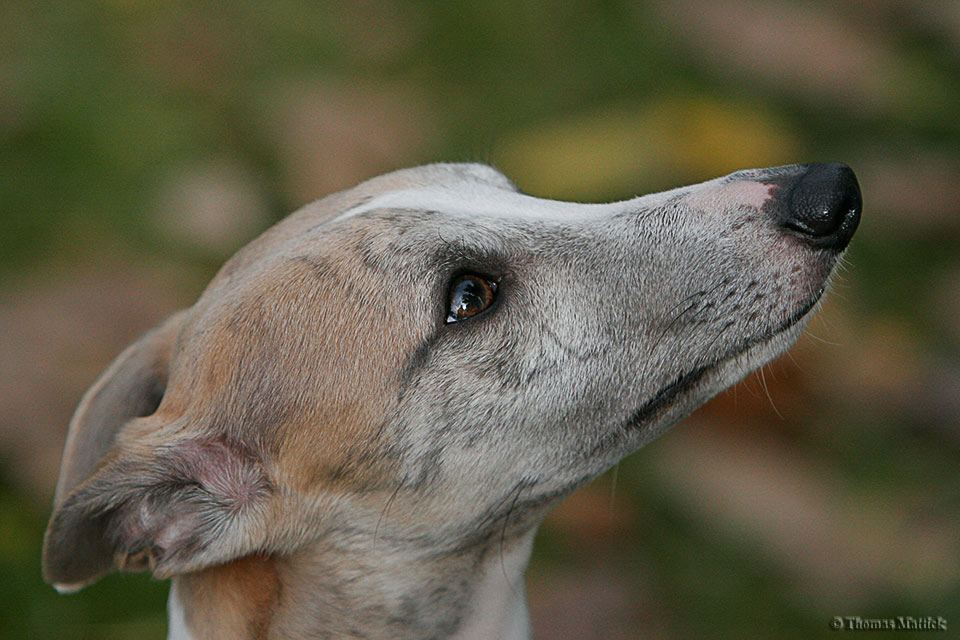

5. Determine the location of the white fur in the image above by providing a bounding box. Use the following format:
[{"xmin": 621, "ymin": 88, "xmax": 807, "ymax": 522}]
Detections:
[
  {"xmin": 334, "ymin": 182, "xmax": 613, "ymax": 224},
  {"xmin": 452, "ymin": 530, "xmax": 537, "ymax": 640},
  {"xmin": 167, "ymin": 581, "xmax": 195, "ymax": 640}
]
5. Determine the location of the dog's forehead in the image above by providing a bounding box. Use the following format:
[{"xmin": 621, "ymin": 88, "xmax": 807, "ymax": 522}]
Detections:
[
  {"xmin": 198, "ymin": 164, "xmax": 518, "ymax": 288},
  {"xmin": 334, "ymin": 181, "xmax": 609, "ymax": 227}
]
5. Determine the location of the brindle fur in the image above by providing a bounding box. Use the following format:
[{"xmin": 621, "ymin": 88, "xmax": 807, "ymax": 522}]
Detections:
[{"xmin": 44, "ymin": 163, "xmax": 850, "ymax": 639}]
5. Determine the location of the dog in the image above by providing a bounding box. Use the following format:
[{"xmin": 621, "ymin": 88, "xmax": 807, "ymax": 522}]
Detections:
[{"xmin": 43, "ymin": 161, "xmax": 860, "ymax": 639}]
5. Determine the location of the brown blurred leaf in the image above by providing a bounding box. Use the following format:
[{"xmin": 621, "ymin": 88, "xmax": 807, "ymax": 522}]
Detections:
[
  {"xmin": 645, "ymin": 425, "xmax": 960, "ymax": 608},
  {"xmin": 648, "ymin": 0, "xmax": 948, "ymax": 121},
  {"xmin": 0, "ymin": 254, "xmax": 195, "ymax": 499},
  {"xmin": 152, "ymin": 159, "xmax": 272, "ymax": 256},
  {"xmin": 253, "ymin": 78, "xmax": 440, "ymax": 204},
  {"xmin": 542, "ymin": 479, "xmax": 635, "ymax": 548}
]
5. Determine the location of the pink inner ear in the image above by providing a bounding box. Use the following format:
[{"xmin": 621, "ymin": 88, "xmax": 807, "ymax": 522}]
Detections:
[
  {"xmin": 169, "ymin": 439, "xmax": 269, "ymax": 514},
  {"xmin": 44, "ymin": 435, "xmax": 271, "ymax": 587},
  {"xmin": 154, "ymin": 509, "xmax": 202, "ymax": 552},
  {"xmin": 114, "ymin": 438, "xmax": 270, "ymax": 573}
]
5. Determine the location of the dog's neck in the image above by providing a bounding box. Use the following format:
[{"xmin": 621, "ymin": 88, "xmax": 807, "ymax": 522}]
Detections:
[{"xmin": 167, "ymin": 529, "xmax": 536, "ymax": 640}]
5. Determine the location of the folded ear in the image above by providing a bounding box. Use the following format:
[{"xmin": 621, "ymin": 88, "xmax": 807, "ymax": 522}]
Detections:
[
  {"xmin": 42, "ymin": 311, "xmax": 271, "ymax": 592},
  {"xmin": 43, "ymin": 436, "xmax": 270, "ymax": 592},
  {"xmin": 51, "ymin": 311, "xmax": 187, "ymax": 508}
]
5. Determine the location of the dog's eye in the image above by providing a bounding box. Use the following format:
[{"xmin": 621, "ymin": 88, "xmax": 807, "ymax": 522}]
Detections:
[{"xmin": 447, "ymin": 275, "xmax": 497, "ymax": 323}]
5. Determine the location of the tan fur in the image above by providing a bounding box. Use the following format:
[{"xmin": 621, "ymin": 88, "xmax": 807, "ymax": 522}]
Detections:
[
  {"xmin": 166, "ymin": 239, "xmax": 414, "ymax": 494},
  {"xmin": 178, "ymin": 555, "xmax": 280, "ymax": 640},
  {"xmin": 43, "ymin": 162, "xmax": 858, "ymax": 639}
]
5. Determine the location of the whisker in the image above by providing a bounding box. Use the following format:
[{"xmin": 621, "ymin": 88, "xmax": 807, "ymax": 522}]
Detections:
[
  {"xmin": 373, "ymin": 482, "xmax": 403, "ymax": 548},
  {"xmin": 757, "ymin": 365, "xmax": 783, "ymax": 419},
  {"xmin": 641, "ymin": 278, "xmax": 729, "ymax": 381},
  {"xmin": 802, "ymin": 330, "xmax": 842, "ymax": 346},
  {"xmin": 695, "ymin": 319, "xmax": 736, "ymax": 369}
]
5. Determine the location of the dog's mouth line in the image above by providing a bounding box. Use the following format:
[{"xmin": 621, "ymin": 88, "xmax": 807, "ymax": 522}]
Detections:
[{"xmin": 625, "ymin": 292, "xmax": 822, "ymax": 429}]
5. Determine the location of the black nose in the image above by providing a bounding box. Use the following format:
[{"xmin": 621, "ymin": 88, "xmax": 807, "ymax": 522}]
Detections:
[{"xmin": 780, "ymin": 163, "xmax": 861, "ymax": 250}]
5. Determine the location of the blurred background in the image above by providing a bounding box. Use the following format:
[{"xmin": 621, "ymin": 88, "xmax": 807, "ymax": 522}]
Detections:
[{"xmin": 2, "ymin": 0, "xmax": 959, "ymax": 638}]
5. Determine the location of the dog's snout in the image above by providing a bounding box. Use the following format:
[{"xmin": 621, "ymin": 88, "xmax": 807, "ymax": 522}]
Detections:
[{"xmin": 779, "ymin": 162, "xmax": 861, "ymax": 250}]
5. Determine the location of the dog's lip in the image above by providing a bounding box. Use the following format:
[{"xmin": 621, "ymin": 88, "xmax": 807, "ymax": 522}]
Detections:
[{"xmin": 624, "ymin": 290, "xmax": 823, "ymax": 430}]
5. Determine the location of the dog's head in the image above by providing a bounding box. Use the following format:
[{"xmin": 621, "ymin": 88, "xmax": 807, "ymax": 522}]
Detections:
[{"xmin": 43, "ymin": 162, "xmax": 860, "ymax": 590}]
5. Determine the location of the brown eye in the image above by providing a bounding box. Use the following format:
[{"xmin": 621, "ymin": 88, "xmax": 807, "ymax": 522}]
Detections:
[{"xmin": 447, "ymin": 275, "xmax": 498, "ymax": 323}]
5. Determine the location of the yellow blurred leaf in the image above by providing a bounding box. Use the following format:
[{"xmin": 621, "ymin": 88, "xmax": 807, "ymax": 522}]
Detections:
[{"xmin": 494, "ymin": 92, "xmax": 802, "ymax": 200}]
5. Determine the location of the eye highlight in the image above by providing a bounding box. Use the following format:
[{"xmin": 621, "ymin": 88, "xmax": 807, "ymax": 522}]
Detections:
[{"xmin": 446, "ymin": 275, "xmax": 498, "ymax": 323}]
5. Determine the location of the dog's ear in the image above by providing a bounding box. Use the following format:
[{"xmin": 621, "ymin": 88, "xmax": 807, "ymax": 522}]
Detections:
[
  {"xmin": 42, "ymin": 311, "xmax": 271, "ymax": 592},
  {"xmin": 43, "ymin": 435, "xmax": 270, "ymax": 592},
  {"xmin": 50, "ymin": 312, "xmax": 186, "ymax": 509}
]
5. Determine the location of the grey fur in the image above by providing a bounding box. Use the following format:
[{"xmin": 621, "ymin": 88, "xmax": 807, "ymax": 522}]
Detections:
[{"xmin": 44, "ymin": 162, "xmax": 852, "ymax": 638}]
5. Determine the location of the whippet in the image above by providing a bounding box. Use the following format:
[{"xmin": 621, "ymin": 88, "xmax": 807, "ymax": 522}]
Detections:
[{"xmin": 43, "ymin": 161, "xmax": 861, "ymax": 639}]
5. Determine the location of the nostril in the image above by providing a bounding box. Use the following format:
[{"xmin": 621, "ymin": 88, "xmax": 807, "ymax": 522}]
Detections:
[{"xmin": 783, "ymin": 163, "xmax": 861, "ymax": 250}]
